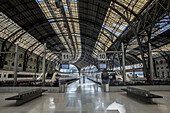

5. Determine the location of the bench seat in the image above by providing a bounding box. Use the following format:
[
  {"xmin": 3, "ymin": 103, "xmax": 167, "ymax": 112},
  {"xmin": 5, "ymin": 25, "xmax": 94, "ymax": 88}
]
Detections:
[
  {"xmin": 122, "ymin": 87, "xmax": 163, "ymax": 103},
  {"xmin": 5, "ymin": 88, "xmax": 45, "ymax": 105}
]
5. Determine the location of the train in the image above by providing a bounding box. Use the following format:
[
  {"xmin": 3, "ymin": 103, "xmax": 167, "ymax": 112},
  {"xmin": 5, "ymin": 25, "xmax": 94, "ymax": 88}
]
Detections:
[
  {"xmin": 96, "ymin": 70, "xmax": 131, "ymax": 82},
  {"xmin": 0, "ymin": 70, "xmax": 42, "ymax": 84},
  {"xmin": 37, "ymin": 72, "xmax": 79, "ymax": 86},
  {"xmin": 0, "ymin": 70, "xmax": 78, "ymax": 86},
  {"xmin": 126, "ymin": 72, "xmax": 144, "ymax": 78}
]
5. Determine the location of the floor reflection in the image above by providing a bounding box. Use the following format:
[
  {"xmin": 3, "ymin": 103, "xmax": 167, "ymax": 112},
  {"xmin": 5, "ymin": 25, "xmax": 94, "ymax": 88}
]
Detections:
[{"xmin": 106, "ymin": 101, "xmax": 126, "ymax": 113}]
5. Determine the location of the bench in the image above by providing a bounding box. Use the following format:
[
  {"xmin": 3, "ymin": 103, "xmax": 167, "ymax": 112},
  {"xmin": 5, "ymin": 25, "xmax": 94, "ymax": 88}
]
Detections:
[
  {"xmin": 121, "ymin": 87, "xmax": 163, "ymax": 103},
  {"xmin": 5, "ymin": 88, "xmax": 46, "ymax": 105}
]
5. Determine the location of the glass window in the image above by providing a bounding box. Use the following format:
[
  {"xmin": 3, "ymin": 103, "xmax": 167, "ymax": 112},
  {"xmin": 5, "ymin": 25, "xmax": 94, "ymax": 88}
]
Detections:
[
  {"xmin": 19, "ymin": 64, "xmax": 22, "ymax": 67},
  {"xmin": 5, "ymin": 61, "xmax": 8, "ymax": 65},
  {"xmin": 46, "ymin": 73, "xmax": 53, "ymax": 79},
  {"xmin": 20, "ymin": 54, "xmax": 23, "ymax": 58},
  {"xmin": 8, "ymin": 74, "xmax": 13, "ymax": 78},
  {"xmin": 160, "ymin": 60, "xmax": 163, "ymax": 64},
  {"xmin": 156, "ymin": 61, "xmax": 158, "ymax": 64}
]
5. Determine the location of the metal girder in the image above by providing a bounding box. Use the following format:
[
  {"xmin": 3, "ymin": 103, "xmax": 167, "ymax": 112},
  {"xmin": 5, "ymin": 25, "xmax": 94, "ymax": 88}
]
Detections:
[
  {"xmin": 96, "ymin": 0, "xmax": 138, "ymax": 37},
  {"xmin": 1, "ymin": 29, "xmax": 22, "ymax": 50},
  {"xmin": 111, "ymin": 0, "xmax": 140, "ymax": 20},
  {"xmin": 23, "ymin": 43, "xmax": 42, "ymax": 71},
  {"xmin": 55, "ymin": 32, "xmax": 109, "ymax": 49},
  {"xmin": 56, "ymin": 0, "xmax": 76, "ymax": 57},
  {"xmin": 126, "ymin": 53, "xmax": 142, "ymax": 63},
  {"xmin": 42, "ymin": 0, "xmax": 72, "ymax": 55},
  {"xmin": 49, "ymin": 20, "xmax": 120, "ymax": 50},
  {"xmin": 0, "ymin": 31, "xmax": 26, "ymax": 68},
  {"xmin": 0, "ymin": 0, "xmax": 48, "ymax": 30},
  {"xmin": 75, "ymin": 53, "xmax": 96, "ymax": 65},
  {"xmin": 0, "ymin": 1, "xmax": 67, "ymax": 55},
  {"xmin": 49, "ymin": 18, "xmax": 120, "ymax": 40},
  {"xmin": 47, "ymin": 54, "xmax": 57, "ymax": 61}
]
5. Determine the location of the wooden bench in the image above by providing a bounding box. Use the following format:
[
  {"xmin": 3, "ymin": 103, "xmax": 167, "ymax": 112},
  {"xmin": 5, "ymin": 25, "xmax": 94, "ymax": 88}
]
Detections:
[
  {"xmin": 121, "ymin": 87, "xmax": 163, "ymax": 103},
  {"xmin": 5, "ymin": 88, "xmax": 46, "ymax": 105}
]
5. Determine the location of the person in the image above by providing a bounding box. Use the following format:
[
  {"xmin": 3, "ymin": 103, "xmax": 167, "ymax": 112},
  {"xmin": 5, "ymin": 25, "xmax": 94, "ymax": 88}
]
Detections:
[{"xmin": 101, "ymin": 69, "xmax": 109, "ymax": 84}]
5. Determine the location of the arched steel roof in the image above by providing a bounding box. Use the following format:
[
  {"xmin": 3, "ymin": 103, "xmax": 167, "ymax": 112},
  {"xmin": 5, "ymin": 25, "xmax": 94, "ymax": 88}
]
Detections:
[{"xmin": 0, "ymin": 0, "xmax": 169, "ymax": 68}]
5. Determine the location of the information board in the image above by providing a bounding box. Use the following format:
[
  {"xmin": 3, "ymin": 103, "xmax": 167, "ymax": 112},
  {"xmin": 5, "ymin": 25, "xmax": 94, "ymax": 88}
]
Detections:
[
  {"xmin": 62, "ymin": 53, "xmax": 70, "ymax": 61},
  {"xmin": 99, "ymin": 64, "xmax": 106, "ymax": 69},
  {"xmin": 61, "ymin": 64, "xmax": 69, "ymax": 69},
  {"xmin": 98, "ymin": 52, "xmax": 106, "ymax": 61}
]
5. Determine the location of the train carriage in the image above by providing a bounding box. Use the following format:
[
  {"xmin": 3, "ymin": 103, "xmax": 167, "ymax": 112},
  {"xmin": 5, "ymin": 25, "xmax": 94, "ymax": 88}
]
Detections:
[{"xmin": 0, "ymin": 70, "xmax": 41, "ymax": 84}]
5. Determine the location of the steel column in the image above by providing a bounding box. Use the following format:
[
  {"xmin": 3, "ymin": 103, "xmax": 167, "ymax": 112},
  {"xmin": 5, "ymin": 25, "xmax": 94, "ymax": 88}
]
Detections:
[
  {"xmin": 42, "ymin": 43, "xmax": 46, "ymax": 86},
  {"xmin": 133, "ymin": 64, "xmax": 135, "ymax": 81},
  {"xmin": 13, "ymin": 44, "xmax": 18, "ymax": 86},
  {"xmin": 122, "ymin": 43, "xmax": 126, "ymax": 85},
  {"xmin": 149, "ymin": 43, "xmax": 154, "ymax": 84}
]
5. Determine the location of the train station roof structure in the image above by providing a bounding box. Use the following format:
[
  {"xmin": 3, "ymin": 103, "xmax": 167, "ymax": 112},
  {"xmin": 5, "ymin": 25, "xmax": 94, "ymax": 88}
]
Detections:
[{"xmin": 0, "ymin": 0, "xmax": 169, "ymax": 69}]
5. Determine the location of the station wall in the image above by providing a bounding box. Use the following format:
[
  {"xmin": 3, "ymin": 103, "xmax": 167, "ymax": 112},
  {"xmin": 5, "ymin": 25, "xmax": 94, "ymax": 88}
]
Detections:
[
  {"xmin": 154, "ymin": 57, "xmax": 170, "ymax": 78},
  {"xmin": 0, "ymin": 38, "xmax": 53, "ymax": 73}
]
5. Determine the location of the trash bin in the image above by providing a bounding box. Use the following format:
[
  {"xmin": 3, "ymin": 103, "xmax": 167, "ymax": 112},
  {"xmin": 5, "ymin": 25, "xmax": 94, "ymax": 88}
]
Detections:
[
  {"xmin": 59, "ymin": 81, "xmax": 66, "ymax": 93},
  {"xmin": 103, "ymin": 83, "xmax": 109, "ymax": 92},
  {"xmin": 83, "ymin": 76, "xmax": 85, "ymax": 83},
  {"xmin": 65, "ymin": 83, "xmax": 67, "ymax": 92},
  {"xmin": 102, "ymin": 79, "xmax": 110, "ymax": 92}
]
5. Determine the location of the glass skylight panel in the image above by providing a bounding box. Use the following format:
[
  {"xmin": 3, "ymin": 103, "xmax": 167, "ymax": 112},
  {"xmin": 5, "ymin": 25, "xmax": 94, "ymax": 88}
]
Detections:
[
  {"xmin": 92, "ymin": 0, "xmax": 150, "ymax": 56},
  {"xmin": 118, "ymin": 0, "xmax": 149, "ymax": 14},
  {"xmin": 152, "ymin": 15, "xmax": 170, "ymax": 36},
  {"xmin": 0, "ymin": 12, "xmax": 57, "ymax": 58},
  {"xmin": 28, "ymin": 42, "xmax": 40, "ymax": 51},
  {"xmin": 0, "ymin": 14, "xmax": 21, "ymax": 40},
  {"xmin": 36, "ymin": 0, "xmax": 44, "ymax": 3}
]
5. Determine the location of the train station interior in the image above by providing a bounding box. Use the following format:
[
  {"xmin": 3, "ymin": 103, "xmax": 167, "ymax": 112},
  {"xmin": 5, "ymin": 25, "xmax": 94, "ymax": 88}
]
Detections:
[{"xmin": 0, "ymin": 0, "xmax": 170, "ymax": 113}]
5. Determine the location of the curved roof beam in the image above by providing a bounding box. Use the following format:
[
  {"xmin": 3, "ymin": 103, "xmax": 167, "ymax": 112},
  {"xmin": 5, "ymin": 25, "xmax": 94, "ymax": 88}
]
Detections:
[
  {"xmin": 48, "ymin": 18, "xmax": 120, "ymax": 40},
  {"xmin": 111, "ymin": 0, "xmax": 140, "ymax": 20},
  {"xmin": 126, "ymin": 53, "xmax": 142, "ymax": 63},
  {"xmin": 49, "ymin": 20, "xmax": 119, "ymax": 50},
  {"xmin": 56, "ymin": 33, "xmax": 109, "ymax": 50},
  {"xmin": 97, "ymin": 0, "xmax": 138, "ymax": 38}
]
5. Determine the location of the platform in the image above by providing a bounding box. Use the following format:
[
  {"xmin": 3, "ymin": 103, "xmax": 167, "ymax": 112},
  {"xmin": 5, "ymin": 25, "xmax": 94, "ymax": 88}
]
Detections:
[{"xmin": 0, "ymin": 79, "xmax": 170, "ymax": 113}]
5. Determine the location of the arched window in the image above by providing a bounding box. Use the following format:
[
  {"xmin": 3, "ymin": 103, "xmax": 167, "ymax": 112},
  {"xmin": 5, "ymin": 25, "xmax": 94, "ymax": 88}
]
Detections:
[
  {"xmin": 5, "ymin": 61, "xmax": 8, "ymax": 65},
  {"xmin": 156, "ymin": 61, "xmax": 158, "ymax": 64},
  {"xmin": 12, "ymin": 62, "xmax": 14, "ymax": 66},
  {"xmin": 19, "ymin": 54, "xmax": 23, "ymax": 58},
  {"xmin": 19, "ymin": 64, "xmax": 22, "ymax": 67},
  {"xmin": 160, "ymin": 60, "xmax": 163, "ymax": 64},
  {"xmin": 30, "ymin": 66, "xmax": 32, "ymax": 69}
]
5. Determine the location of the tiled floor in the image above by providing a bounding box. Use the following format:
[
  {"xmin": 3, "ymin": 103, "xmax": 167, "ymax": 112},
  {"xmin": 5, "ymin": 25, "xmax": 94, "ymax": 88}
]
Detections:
[{"xmin": 0, "ymin": 78, "xmax": 170, "ymax": 113}]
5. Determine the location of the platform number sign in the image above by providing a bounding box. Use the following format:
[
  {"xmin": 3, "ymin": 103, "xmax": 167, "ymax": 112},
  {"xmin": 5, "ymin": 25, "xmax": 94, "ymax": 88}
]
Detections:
[
  {"xmin": 62, "ymin": 53, "xmax": 70, "ymax": 61},
  {"xmin": 98, "ymin": 53, "xmax": 106, "ymax": 61}
]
